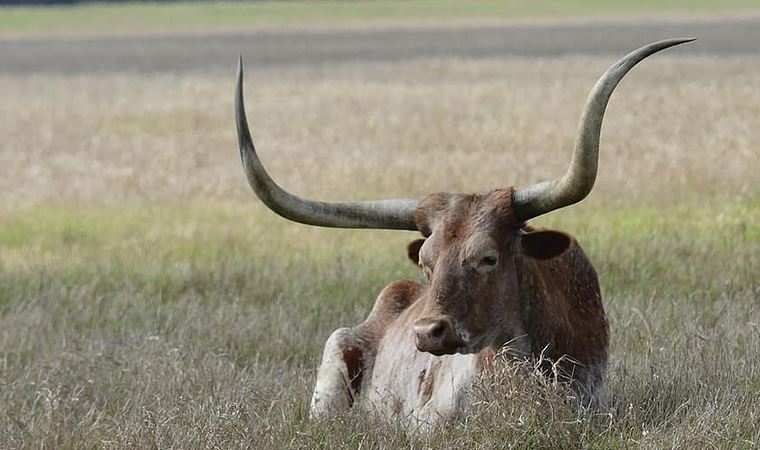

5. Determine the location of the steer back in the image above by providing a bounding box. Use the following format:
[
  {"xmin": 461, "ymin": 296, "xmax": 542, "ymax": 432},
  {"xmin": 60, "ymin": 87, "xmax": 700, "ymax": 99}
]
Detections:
[{"xmin": 516, "ymin": 224, "xmax": 607, "ymax": 398}]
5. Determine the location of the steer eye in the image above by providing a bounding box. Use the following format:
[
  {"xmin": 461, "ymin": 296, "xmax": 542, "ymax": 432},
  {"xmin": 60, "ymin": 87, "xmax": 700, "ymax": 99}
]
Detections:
[{"xmin": 480, "ymin": 255, "xmax": 498, "ymax": 267}]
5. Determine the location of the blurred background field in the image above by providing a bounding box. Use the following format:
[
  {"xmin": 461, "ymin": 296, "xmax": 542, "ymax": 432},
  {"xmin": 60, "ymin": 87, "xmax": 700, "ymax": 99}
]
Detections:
[
  {"xmin": 1, "ymin": 1, "xmax": 759, "ymax": 448},
  {"xmin": 2, "ymin": 0, "xmax": 760, "ymax": 36}
]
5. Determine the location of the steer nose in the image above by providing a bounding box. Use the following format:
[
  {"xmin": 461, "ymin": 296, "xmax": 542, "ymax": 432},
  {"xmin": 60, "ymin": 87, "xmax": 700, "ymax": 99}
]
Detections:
[{"xmin": 413, "ymin": 317, "xmax": 462, "ymax": 355}]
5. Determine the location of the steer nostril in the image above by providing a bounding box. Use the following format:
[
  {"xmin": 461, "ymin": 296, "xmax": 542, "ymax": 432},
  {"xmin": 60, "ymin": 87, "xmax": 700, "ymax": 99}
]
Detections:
[
  {"xmin": 414, "ymin": 317, "xmax": 465, "ymax": 354},
  {"xmin": 430, "ymin": 322, "xmax": 445, "ymax": 338}
]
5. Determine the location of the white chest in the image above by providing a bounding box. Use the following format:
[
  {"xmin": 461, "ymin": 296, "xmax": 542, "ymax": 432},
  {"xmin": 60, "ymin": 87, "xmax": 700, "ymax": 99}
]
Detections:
[{"xmin": 362, "ymin": 322, "xmax": 484, "ymax": 425}]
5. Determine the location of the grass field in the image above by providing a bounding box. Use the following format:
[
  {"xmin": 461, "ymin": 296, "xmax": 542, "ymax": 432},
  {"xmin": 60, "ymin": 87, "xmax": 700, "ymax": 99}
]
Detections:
[
  {"xmin": 1, "ymin": 0, "xmax": 760, "ymax": 37},
  {"xmin": 1, "ymin": 55, "xmax": 759, "ymax": 447}
]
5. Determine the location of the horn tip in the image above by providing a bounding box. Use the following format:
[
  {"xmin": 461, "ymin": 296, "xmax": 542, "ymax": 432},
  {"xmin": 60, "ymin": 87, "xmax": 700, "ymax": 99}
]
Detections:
[{"xmin": 669, "ymin": 37, "xmax": 697, "ymax": 45}]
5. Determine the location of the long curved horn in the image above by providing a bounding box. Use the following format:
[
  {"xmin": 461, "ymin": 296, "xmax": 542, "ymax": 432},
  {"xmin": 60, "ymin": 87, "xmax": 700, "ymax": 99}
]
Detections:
[
  {"xmin": 235, "ymin": 57, "xmax": 419, "ymax": 230},
  {"xmin": 513, "ymin": 38, "xmax": 695, "ymax": 221}
]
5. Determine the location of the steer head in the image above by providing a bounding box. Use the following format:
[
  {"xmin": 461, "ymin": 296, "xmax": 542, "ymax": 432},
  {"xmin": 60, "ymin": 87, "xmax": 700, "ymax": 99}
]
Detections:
[
  {"xmin": 233, "ymin": 38, "xmax": 693, "ymax": 356},
  {"xmin": 407, "ymin": 190, "xmax": 571, "ymax": 355}
]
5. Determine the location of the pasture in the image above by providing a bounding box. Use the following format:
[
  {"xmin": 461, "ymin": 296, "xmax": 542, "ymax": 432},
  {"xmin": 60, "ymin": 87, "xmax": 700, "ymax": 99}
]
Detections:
[
  {"xmin": 1, "ymin": 0, "xmax": 760, "ymax": 37},
  {"xmin": 1, "ymin": 12, "xmax": 760, "ymax": 450}
]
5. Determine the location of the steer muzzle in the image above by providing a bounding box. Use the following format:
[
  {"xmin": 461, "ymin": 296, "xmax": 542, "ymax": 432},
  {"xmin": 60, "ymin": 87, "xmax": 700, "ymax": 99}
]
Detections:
[{"xmin": 413, "ymin": 316, "xmax": 465, "ymax": 356}]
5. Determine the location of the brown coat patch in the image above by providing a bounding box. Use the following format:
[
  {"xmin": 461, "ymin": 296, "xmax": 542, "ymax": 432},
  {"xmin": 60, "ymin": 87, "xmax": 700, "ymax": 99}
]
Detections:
[{"xmin": 342, "ymin": 347, "xmax": 364, "ymax": 395}]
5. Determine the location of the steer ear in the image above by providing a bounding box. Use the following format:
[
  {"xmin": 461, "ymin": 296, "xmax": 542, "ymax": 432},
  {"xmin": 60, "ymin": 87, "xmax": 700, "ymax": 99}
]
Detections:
[
  {"xmin": 520, "ymin": 230, "xmax": 572, "ymax": 260},
  {"xmin": 407, "ymin": 239, "xmax": 425, "ymax": 265}
]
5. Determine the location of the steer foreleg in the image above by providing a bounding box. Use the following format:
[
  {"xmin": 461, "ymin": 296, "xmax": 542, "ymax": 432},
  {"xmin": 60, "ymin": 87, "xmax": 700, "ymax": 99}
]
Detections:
[{"xmin": 310, "ymin": 327, "xmax": 366, "ymax": 418}]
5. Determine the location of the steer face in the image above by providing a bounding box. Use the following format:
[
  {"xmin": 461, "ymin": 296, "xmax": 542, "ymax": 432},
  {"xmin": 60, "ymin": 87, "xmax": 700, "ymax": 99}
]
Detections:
[{"xmin": 409, "ymin": 189, "xmax": 571, "ymax": 356}]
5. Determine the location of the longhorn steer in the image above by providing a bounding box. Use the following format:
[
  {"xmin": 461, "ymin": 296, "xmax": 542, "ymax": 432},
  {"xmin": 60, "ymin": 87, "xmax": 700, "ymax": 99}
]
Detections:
[{"xmin": 233, "ymin": 38, "xmax": 693, "ymax": 423}]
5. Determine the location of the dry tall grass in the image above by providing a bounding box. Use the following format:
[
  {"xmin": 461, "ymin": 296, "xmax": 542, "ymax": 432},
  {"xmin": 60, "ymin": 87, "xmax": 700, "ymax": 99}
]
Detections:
[
  {"xmin": 1, "ymin": 56, "xmax": 759, "ymax": 448},
  {"xmin": 1, "ymin": 56, "xmax": 758, "ymax": 209}
]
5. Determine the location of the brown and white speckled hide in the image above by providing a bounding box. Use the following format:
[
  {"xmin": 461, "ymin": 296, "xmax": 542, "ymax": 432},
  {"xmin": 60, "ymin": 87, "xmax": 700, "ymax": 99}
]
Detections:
[
  {"xmin": 310, "ymin": 281, "xmax": 492, "ymax": 424},
  {"xmin": 310, "ymin": 188, "xmax": 607, "ymax": 424}
]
